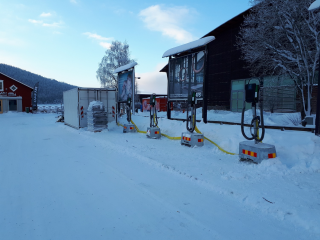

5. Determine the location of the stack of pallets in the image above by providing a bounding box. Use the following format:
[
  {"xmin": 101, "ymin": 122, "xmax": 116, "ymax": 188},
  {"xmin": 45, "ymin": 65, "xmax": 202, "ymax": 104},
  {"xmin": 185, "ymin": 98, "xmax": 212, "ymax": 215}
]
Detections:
[{"xmin": 87, "ymin": 101, "xmax": 108, "ymax": 132}]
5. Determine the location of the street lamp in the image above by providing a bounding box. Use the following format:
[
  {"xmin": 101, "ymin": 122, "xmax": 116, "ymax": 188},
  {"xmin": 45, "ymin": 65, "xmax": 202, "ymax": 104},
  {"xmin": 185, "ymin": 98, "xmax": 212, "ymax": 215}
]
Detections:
[{"xmin": 309, "ymin": 1, "xmax": 320, "ymax": 136}]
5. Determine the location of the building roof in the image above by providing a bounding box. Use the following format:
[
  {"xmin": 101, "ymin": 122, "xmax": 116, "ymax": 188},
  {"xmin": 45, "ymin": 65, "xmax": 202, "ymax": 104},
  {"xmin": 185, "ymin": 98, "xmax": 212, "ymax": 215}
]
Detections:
[
  {"xmin": 0, "ymin": 72, "xmax": 33, "ymax": 90},
  {"xmin": 162, "ymin": 36, "xmax": 215, "ymax": 58},
  {"xmin": 113, "ymin": 61, "xmax": 138, "ymax": 74},
  {"xmin": 159, "ymin": 64, "xmax": 168, "ymax": 73},
  {"xmin": 159, "ymin": 7, "xmax": 252, "ymax": 74},
  {"xmin": 202, "ymin": 7, "xmax": 251, "ymax": 38}
]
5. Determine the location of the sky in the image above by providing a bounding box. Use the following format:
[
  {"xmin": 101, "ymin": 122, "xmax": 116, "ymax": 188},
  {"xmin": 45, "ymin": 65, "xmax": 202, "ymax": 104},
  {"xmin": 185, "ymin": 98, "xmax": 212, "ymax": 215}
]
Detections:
[{"xmin": 0, "ymin": 0, "xmax": 251, "ymax": 94}]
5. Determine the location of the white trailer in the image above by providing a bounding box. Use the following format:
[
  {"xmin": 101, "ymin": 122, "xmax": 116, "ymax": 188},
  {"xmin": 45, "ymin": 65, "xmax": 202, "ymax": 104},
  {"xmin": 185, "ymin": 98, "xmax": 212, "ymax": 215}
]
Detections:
[{"xmin": 63, "ymin": 88, "xmax": 116, "ymax": 129}]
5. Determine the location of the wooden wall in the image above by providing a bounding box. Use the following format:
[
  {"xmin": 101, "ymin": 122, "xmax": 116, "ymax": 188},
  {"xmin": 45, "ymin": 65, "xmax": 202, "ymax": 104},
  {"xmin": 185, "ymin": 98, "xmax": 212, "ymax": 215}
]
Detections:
[{"xmin": 204, "ymin": 10, "xmax": 251, "ymax": 110}]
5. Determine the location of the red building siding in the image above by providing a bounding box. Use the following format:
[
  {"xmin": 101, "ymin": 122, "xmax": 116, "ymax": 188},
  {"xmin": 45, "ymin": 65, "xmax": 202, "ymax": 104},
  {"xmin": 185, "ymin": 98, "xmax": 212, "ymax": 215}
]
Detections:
[
  {"xmin": 142, "ymin": 97, "xmax": 171, "ymax": 112},
  {"xmin": 0, "ymin": 72, "xmax": 33, "ymax": 112}
]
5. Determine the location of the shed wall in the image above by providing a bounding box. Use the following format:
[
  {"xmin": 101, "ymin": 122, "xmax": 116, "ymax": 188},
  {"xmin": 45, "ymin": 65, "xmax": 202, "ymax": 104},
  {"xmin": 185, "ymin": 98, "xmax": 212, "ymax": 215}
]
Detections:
[
  {"xmin": 63, "ymin": 88, "xmax": 116, "ymax": 129},
  {"xmin": 78, "ymin": 90, "xmax": 116, "ymax": 128},
  {"xmin": 63, "ymin": 88, "xmax": 79, "ymax": 129}
]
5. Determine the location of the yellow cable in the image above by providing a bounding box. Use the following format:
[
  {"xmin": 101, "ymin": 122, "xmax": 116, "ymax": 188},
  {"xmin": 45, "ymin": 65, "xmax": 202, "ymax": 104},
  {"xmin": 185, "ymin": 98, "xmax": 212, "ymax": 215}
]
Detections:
[
  {"xmin": 120, "ymin": 118, "xmax": 236, "ymax": 154},
  {"xmin": 161, "ymin": 133, "xmax": 181, "ymax": 140},
  {"xmin": 118, "ymin": 112, "xmax": 147, "ymax": 133},
  {"xmin": 130, "ymin": 118, "xmax": 181, "ymax": 139},
  {"xmin": 153, "ymin": 108, "xmax": 180, "ymax": 140},
  {"xmin": 194, "ymin": 126, "xmax": 237, "ymax": 155},
  {"xmin": 193, "ymin": 114, "xmax": 195, "ymax": 130},
  {"xmin": 156, "ymin": 118, "xmax": 181, "ymax": 140},
  {"xmin": 130, "ymin": 119, "xmax": 147, "ymax": 134}
]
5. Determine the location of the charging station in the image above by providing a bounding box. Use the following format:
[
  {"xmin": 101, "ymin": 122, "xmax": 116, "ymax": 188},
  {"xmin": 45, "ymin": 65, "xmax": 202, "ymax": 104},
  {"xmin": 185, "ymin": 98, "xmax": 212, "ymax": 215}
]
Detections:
[
  {"xmin": 147, "ymin": 94, "xmax": 161, "ymax": 139},
  {"xmin": 239, "ymin": 82, "xmax": 276, "ymax": 163},
  {"xmin": 181, "ymin": 92, "xmax": 204, "ymax": 147},
  {"xmin": 123, "ymin": 97, "xmax": 136, "ymax": 133}
]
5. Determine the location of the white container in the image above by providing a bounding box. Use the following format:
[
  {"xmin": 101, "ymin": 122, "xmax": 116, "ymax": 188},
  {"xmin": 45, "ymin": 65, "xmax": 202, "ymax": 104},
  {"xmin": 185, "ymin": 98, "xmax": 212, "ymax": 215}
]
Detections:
[{"xmin": 63, "ymin": 88, "xmax": 116, "ymax": 129}]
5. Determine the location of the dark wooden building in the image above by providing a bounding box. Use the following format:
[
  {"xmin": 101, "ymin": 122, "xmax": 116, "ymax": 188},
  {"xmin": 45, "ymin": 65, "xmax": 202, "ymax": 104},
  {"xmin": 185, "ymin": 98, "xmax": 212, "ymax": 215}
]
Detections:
[
  {"xmin": 0, "ymin": 72, "xmax": 33, "ymax": 113},
  {"xmin": 160, "ymin": 9, "xmax": 252, "ymax": 121},
  {"xmin": 161, "ymin": 8, "xmax": 318, "ymax": 119},
  {"xmin": 202, "ymin": 9, "xmax": 251, "ymax": 111}
]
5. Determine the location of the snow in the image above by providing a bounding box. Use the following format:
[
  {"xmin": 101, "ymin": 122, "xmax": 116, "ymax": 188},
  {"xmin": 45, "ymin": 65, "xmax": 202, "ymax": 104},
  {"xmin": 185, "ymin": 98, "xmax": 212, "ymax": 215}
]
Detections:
[
  {"xmin": 162, "ymin": 36, "xmax": 215, "ymax": 58},
  {"xmin": 309, "ymin": 0, "xmax": 320, "ymax": 10},
  {"xmin": 0, "ymin": 110, "xmax": 319, "ymax": 239},
  {"xmin": 87, "ymin": 101, "xmax": 104, "ymax": 111},
  {"xmin": 113, "ymin": 61, "xmax": 138, "ymax": 73}
]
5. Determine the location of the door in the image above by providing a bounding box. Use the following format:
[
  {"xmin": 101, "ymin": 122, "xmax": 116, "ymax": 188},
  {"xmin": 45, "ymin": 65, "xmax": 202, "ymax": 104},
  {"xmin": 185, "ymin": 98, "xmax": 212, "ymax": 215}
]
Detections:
[
  {"xmin": 9, "ymin": 100, "xmax": 17, "ymax": 111},
  {"xmin": 231, "ymin": 90, "xmax": 245, "ymax": 112},
  {"xmin": 0, "ymin": 100, "xmax": 2, "ymax": 113},
  {"xmin": 231, "ymin": 80, "xmax": 246, "ymax": 112}
]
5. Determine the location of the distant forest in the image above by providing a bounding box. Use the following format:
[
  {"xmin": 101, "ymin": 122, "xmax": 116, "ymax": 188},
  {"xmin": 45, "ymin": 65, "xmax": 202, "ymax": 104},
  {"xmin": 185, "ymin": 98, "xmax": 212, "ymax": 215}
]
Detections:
[{"xmin": 0, "ymin": 64, "xmax": 77, "ymax": 103}]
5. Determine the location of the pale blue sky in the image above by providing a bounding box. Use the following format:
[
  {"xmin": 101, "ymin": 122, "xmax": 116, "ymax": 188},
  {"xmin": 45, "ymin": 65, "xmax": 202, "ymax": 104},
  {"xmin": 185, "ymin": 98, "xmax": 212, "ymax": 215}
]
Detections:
[{"xmin": 0, "ymin": 0, "xmax": 251, "ymax": 93}]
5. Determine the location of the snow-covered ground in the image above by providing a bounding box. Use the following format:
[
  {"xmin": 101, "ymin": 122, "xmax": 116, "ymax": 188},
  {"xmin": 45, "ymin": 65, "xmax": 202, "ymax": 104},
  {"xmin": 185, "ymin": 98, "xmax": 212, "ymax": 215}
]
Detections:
[{"xmin": 0, "ymin": 111, "xmax": 319, "ymax": 239}]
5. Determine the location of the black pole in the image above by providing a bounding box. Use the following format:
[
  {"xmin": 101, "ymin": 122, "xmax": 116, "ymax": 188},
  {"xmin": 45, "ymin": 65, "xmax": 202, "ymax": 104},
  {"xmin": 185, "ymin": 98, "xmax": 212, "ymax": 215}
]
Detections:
[
  {"xmin": 315, "ymin": 53, "xmax": 320, "ymax": 136},
  {"xmin": 203, "ymin": 45, "xmax": 208, "ymax": 123},
  {"xmin": 167, "ymin": 101, "xmax": 171, "ymax": 119}
]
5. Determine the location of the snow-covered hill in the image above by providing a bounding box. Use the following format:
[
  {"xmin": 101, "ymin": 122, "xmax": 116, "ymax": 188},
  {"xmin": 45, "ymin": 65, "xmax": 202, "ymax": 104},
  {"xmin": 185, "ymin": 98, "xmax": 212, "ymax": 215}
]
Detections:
[{"xmin": 0, "ymin": 64, "xmax": 76, "ymax": 103}]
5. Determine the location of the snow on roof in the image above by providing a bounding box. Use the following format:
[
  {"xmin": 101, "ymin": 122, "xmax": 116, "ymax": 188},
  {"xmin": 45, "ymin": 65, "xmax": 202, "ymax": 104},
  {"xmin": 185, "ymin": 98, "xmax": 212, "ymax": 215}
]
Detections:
[
  {"xmin": 113, "ymin": 61, "xmax": 138, "ymax": 74},
  {"xmin": 309, "ymin": 0, "xmax": 320, "ymax": 10},
  {"xmin": 87, "ymin": 101, "xmax": 104, "ymax": 111},
  {"xmin": 162, "ymin": 36, "xmax": 215, "ymax": 58}
]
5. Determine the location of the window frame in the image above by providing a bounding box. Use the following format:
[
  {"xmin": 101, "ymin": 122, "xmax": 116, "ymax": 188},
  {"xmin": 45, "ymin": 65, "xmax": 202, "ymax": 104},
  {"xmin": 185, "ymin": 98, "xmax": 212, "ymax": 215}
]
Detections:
[{"xmin": 0, "ymin": 80, "xmax": 3, "ymax": 91}]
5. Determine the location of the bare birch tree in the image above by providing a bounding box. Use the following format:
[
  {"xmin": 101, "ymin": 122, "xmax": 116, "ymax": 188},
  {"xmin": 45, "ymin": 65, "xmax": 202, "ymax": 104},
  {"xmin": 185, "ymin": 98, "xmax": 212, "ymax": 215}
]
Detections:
[
  {"xmin": 237, "ymin": 0, "xmax": 320, "ymax": 116},
  {"xmin": 96, "ymin": 40, "xmax": 133, "ymax": 88}
]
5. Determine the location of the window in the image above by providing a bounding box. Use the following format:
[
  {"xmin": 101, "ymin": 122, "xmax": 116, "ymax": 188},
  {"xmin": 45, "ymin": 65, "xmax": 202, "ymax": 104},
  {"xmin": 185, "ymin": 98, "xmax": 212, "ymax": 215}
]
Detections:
[
  {"xmin": 10, "ymin": 85, "xmax": 18, "ymax": 92},
  {"xmin": 168, "ymin": 50, "xmax": 205, "ymax": 100},
  {"xmin": 0, "ymin": 80, "xmax": 3, "ymax": 91},
  {"xmin": 231, "ymin": 76, "xmax": 296, "ymax": 113}
]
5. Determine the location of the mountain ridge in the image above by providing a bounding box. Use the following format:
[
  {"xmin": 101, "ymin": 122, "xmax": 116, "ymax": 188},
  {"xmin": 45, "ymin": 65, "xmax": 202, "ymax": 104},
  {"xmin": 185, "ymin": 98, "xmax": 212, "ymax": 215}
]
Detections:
[{"xmin": 0, "ymin": 63, "xmax": 77, "ymax": 103}]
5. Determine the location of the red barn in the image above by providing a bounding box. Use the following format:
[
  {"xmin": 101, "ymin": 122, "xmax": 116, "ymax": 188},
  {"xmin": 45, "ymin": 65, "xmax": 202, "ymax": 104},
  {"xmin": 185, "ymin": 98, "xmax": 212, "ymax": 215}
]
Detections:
[
  {"xmin": 142, "ymin": 96, "xmax": 170, "ymax": 112},
  {"xmin": 0, "ymin": 72, "xmax": 33, "ymax": 114}
]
